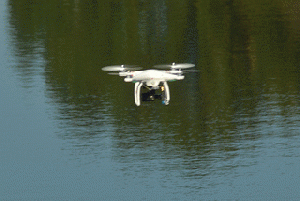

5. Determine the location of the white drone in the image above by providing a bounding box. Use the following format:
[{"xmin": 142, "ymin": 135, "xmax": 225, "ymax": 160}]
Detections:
[{"xmin": 102, "ymin": 63, "xmax": 195, "ymax": 106}]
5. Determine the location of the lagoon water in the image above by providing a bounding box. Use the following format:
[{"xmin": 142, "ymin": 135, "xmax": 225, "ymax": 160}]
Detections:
[{"xmin": 1, "ymin": 0, "xmax": 300, "ymax": 200}]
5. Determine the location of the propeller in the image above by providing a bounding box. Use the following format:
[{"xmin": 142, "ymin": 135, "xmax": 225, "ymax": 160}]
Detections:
[
  {"xmin": 102, "ymin": 65, "xmax": 142, "ymax": 72},
  {"xmin": 108, "ymin": 73, "xmax": 121, "ymax": 75},
  {"xmin": 181, "ymin": 69, "xmax": 199, "ymax": 73},
  {"xmin": 153, "ymin": 63, "xmax": 195, "ymax": 69}
]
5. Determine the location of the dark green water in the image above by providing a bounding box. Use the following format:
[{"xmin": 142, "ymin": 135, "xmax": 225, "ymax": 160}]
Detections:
[{"xmin": 1, "ymin": 0, "xmax": 300, "ymax": 200}]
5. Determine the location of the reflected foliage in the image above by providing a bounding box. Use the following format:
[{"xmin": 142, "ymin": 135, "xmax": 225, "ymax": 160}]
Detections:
[{"xmin": 8, "ymin": 0, "xmax": 300, "ymax": 172}]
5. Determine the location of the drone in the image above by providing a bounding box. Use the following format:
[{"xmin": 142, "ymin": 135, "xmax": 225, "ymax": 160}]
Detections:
[{"xmin": 102, "ymin": 63, "xmax": 196, "ymax": 106}]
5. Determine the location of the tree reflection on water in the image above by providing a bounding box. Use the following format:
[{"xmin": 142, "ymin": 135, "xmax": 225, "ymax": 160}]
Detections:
[{"xmin": 7, "ymin": 0, "xmax": 300, "ymax": 174}]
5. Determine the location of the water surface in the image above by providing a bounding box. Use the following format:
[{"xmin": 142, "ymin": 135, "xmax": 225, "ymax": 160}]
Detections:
[{"xmin": 1, "ymin": 0, "xmax": 300, "ymax": 200}]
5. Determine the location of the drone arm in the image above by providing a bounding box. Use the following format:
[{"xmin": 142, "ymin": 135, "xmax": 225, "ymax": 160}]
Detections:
[
  {"xmin": 163, "ymin": 81, "xmax": 170, "ymax": 105},
  {"xmin": 135, "ymin": 82, "xmax": 143, "ymax": 106}
]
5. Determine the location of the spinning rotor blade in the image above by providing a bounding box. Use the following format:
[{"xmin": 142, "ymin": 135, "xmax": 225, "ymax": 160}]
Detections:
[
  {"xmin": 108, "ymin": 72, "xmax": 120, "ymax": 75},
  {"xmin": 154, "ymin": 63, "xmax": 195, "ymax": 69},
  {"xmin": 168, "ymin": 69, "xmax": 199, "ymax": 75},
  {"xmin": 182, "ymin": 69, "xmax": 199, "ymax": 73},
  {"xmin": 102, "ymin": 65, "xmax": 142, "ymax": 72}
]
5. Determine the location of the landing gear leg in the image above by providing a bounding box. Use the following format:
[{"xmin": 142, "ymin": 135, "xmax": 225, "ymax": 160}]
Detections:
[
  {"xmin": 162, "ymin": 81, "xmax": 170, "ymax": 105},
  {"xmin": 135, "ymin": 82, "xmax": 143, "ymax": 106}
]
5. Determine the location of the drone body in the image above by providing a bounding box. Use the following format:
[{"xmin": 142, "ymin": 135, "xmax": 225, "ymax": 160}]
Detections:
[{"xmin": 102, "ymin": 63, "xmax": 195, "ymax": 106}]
